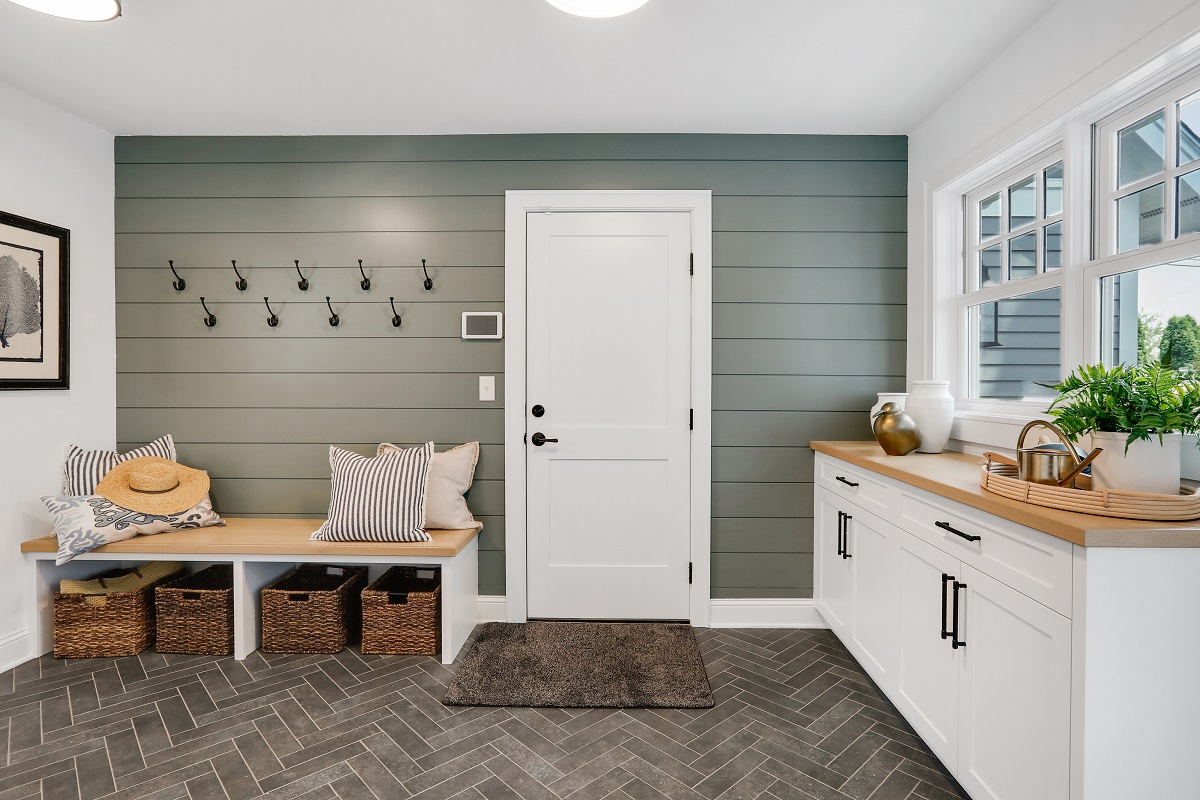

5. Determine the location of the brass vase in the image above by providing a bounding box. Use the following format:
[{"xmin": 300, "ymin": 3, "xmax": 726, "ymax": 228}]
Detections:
[{"xmin": 872, "ymin": 402, "xmax": 921, "ymax": 456}]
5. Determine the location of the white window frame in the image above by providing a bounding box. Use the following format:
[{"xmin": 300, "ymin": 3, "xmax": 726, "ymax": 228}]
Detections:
[{"xmin": 923, "ymin": 40, "xmax": 1200, "ymax": 450}]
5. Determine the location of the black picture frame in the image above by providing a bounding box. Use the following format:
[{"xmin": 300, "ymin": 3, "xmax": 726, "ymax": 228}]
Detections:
[{"xmin": 0, "ymin": 210, "xmax": 69, "ymax": 390}]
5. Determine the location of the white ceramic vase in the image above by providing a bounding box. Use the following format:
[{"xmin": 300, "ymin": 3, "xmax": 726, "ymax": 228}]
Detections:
[
  {"xmin": 1088, "ymin": 431, "xmax": 1182, "ymax": 495},
  {"xmin": 906, "ymin": 381, "xmax": 954, "ymax": 454},
  {"xmin": 870, "ymin": 392, "xmax": 908, "ymax": 433}
]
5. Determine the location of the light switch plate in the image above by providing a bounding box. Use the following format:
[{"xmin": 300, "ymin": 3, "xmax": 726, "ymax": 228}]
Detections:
[{"xmin": 479, "ymin": 375, "xmax": 496, "ymax": 402}]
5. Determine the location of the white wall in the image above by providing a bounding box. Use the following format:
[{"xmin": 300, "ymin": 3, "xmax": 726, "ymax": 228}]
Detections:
[
  {"xmin": 906, "ymin": 0, "xmax": 1200, "ymax": 451},
  {"xmin": 0, "ymin": 78, "xmax": 114, "ymax": 671}
]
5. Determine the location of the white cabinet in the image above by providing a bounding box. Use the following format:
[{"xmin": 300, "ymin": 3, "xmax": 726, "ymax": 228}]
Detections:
[
  {"xmin": 816, "ymin": 453, "xmax": 1072, "ymax": 800},
  {"xmin": 813, "ymin": 486, "xmax": 898, "ymax": 691}
]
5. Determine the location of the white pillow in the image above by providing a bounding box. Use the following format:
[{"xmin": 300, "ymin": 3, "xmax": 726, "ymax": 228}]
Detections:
[
  {"xmin": 42, "ymin": 494, "xmax": 224, "ymax": 566},
  {"xmin": 378, "ymin": 442, "xmax": 482, "ymax": 531},
  {"xmin": 312, "ymin": 444, "xmax": 433, "ymax": 542},
  {"xmin": 62, "ymin": 435, "xmax": 177, "ymax": 495}
]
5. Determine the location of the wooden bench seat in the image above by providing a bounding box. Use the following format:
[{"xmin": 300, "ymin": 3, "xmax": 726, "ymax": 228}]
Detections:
[{"xmin": 22, "ymin": 518, "xmax": 482, "ymax": 664}]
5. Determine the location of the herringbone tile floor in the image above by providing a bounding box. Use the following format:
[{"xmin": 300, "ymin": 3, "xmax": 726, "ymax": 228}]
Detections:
[{"xmin": 0, "ymin": 628, "xmax": 970, "ymax": 800}]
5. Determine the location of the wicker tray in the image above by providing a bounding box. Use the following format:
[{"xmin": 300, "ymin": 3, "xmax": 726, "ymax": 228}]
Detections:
[
  {"xmin": 54, "ymin": 563, "xmax": 183, "ymax": 659},
  {"xmin": 156, "ymin": 565, "xmax": 234, "ymax": 656},
  {"xmin": 980, "ymin": 456, "xmax": 1200, "ymax": 520},
  {"xmin": 261, "ymin": 564, "xmax": 368, "ymax": 654},
  {"xmin": 362, "ymin": 566, "xmax": 440, "ymax": 656}
]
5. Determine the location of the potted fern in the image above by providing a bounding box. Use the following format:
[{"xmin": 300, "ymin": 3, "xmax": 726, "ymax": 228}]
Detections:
[{"xmin": 1044, "ymin": 363, "xmax": 1200, "ymax": 494}]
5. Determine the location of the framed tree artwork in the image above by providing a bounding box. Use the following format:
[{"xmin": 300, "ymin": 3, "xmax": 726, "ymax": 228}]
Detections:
[{"xmin": 0, "ymin": 210, "xmax": 69, "ymax": 389}]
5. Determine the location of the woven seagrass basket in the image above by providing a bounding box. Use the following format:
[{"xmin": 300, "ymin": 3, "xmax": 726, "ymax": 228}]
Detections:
[
  {"xmin": 361, "ymin": 566, "xmax": 441, "ymax": 656},
  {"xmin": 260, "ymin": 564, "xmax": 368, "ymax": 653},
  {"xmin": 54, "ymin": 563, "xmax": 183, "ymax": 659},
  {"xmin": 155, "ymin": 565, "xmax": 234, "ymax": 656}
]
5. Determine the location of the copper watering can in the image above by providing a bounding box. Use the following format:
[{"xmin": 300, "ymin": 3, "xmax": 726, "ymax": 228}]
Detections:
[
  {"xmin": 986, "ymin": 420, "xmax": 1103, "ymax": 488},
  {"xmin": 1012, "ymin": 420, "xmax": 1103, "ymax": 488}
]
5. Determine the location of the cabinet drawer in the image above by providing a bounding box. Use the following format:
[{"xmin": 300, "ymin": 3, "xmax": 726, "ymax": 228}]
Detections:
[
  {"xmin": 898, "ymin": 485, "xmax": 1073, "ymax": 617},
  {"xmin": 816, "ymin": 455, "xmax": 894, "ymax": 518}
]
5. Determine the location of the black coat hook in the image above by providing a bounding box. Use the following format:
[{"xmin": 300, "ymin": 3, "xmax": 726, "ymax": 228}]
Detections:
[
  {"xmin": 326, "ymin": 296, "xmax": 340, "ymax": 327},
  {"xmin": 199, "ymin": 297, "xmax": 216, "ymax": 327},
  {"xmin": 295, "ymin": 260, "xmax": 310, "ymax": 291},
  {"xmin": 421, "ymin": 258, "xmax": 433, "ymax": 291},
  {"xmin": 264, "ymin": 297, "xmax": 279, "ymax": 327},
  {"xmin": 389, "ymin": 296, "xmax": 402, "ymax": 328},
  {"xmin": 168, "ymin": 259, "xmax": 186, "ymax": 291},
  {"xmin": 358, "ymin": 259, "xmax": 371, "ymax": 291},
  {"xmin": 231, "ymin": 260, "xmax": 248, "ymax": 291}
]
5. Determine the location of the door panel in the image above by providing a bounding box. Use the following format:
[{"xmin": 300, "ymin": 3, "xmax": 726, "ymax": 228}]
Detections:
[
  {"xmin": 957, "ymin": 564, "xmax": 1071, "ymax": 800},
  {"xmin": 894, "ymin": 531, "xmax": 962, "ymax": 772},
  {"xmin": 814, "ymin": 489, "xmax": 853, "ymax": 634},
  {"xmin": 526, "ymin": 211, "xmax": 692, "ymax": 620},
  {"xmin": 849, "ymin": 512, "xmax": 899, "ymax": 691}
]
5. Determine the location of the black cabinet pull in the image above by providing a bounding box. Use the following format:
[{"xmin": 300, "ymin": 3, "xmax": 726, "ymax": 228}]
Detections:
[
  {"xmin": 951, "ymin": 581, "xmax": 967, "ymax": 649},
  {"xmin": 836, "ymin": 511, "xmax": 845, "ymax": 557},
  {"xmin": 936, "ymin": 520, "xmax": 982, "ymax": 542},
  {"xmin": 940, "ymin": 573, "xmax": 954, "ymax": 640},
  {"xmin": 842, "ymin": 514, "xmax": 853, "ymax": 559},
  {"xmin": 835, "ymin": 476, "xmax": 860, "ymax": 488}
]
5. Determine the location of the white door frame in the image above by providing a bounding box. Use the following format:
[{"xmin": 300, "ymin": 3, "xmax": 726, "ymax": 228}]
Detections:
[{"xmin": 504, "ymin": 190, "xmax": 713, "ymax": 625}]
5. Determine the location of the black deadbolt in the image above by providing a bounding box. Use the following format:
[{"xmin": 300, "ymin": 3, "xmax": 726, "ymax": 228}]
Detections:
[{"xmin": 532, "ymin": 404, "xmax": 545, "ymax": 417}]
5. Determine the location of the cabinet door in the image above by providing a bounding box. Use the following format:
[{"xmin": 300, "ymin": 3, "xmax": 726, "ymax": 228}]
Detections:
[
  {"xmin": 847, "ymin": 512, "xmax": 898, "ymax": 692},
  {"xmin": 814, "ymin": 489, "xmax": 853, "ymax": 635},
  {"xmin": 956, "ymin": 564, "xmax": 1071, "ymax": 800},
  {"xmin": 894, "ymin": 530, "xmax": 962, "ymax": 772}
]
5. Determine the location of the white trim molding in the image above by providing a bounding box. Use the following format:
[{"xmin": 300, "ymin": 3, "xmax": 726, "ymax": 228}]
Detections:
[
  {"xmin": 709, "ymin": 599, "xmax": 828, "ymax": 629},
  {"xmin": 477, "ymin": 595, "xmax": 507, "ymax": 623},
  {"xmin": 0, "ymin": 628, "xmax": 32, "ymax": 676},
  {"xmin": 503, "ymin": 190, "xmax": 713, "ymax": 626}
]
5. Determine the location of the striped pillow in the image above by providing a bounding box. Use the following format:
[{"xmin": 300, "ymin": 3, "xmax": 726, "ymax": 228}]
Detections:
[
  {"xmin": 311, "ymin": 444, "xmax": 433, "ymax": 542},
  {"xmin": 62, "ymin": 435, "xmax": 177, "ymax": 496}
]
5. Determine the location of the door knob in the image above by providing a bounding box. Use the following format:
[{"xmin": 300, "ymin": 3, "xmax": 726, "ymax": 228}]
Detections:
[{"xmin": 531, "ymin": 432, "xmax": 558, "ymax": 446}]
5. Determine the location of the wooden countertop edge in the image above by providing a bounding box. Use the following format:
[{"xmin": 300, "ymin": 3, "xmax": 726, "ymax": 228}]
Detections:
[
  {"xmin": 811, "ymin": 441, "xmax": 1200, "ymax": 548},
  {"xmin": 20, "ymin": 519, "xmax": 482, "ymax": 558}
]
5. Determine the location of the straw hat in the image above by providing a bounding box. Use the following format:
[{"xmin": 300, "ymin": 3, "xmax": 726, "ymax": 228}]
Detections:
[{"xmin": 95, "ymin": 456, "xmax": 210, "ymax": 515}]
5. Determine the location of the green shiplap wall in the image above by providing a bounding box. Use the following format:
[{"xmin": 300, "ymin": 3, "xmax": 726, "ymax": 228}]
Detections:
[{"xmin": 114, "ymin": 134, "xmax": 907, "ymax": 599}]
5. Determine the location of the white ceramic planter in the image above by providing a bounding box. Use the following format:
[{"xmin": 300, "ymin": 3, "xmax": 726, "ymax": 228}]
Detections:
[
  {"xmin": 869, "ymin": 392, "xmax": 908, "ymax": 433},
  {"xmin": 906, "ymin": 381, "xmax": 954, "ymax": 454},
  {"xmin": 1088, "ymin": 431, "xmax": 1182, "ymax": 495}
]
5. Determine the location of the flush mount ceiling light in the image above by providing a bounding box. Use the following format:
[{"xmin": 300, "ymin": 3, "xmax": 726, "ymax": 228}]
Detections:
[
  {"xmin": 6, "ymin": 0, "xmax": 120, "ymax": 21},
  {"xmin": 545, "ymin": 0, "xmax": 650, "ymax": 18}
]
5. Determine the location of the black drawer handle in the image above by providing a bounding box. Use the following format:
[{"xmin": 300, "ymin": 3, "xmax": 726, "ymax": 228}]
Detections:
[
  {"xmin": 951, "ymin": 581, "xmax": 967, "ymax": 649},
  {"xmin": 835, "ymin": 476, "xmax": 859, "ymax": 488},
  {"xmin": 936, "ymin": 520, "xmax": 981, "ymax": 542},
  {"xmin": 940, "ymin": 573, "xmax": 953, "ymax": 640}
]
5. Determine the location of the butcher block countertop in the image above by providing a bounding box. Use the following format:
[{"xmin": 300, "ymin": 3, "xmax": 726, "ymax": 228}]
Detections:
[{"xmin": 811, "ymin": 441, "xmax": 1200, "ymax": 548}]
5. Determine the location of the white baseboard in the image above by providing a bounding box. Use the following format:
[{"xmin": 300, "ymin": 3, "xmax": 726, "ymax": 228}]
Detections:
[
  {"xmin": 708, "ymin": 599, "xmax": 828, "ymax": 628},
  {"xmin": 0, "ymin": 629, "xmax": 32, "ymax": 675},
  {"xmin": 475, "ymin": 596, "xmax": 828, "ymax": 629},
  {"xmin": 477, "ymin": 595, "xmax": 507, "ymax": 623}
]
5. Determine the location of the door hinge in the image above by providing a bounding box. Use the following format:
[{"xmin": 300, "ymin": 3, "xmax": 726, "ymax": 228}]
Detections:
[
  {"xmin": 689, "ymin": 253, "xmax": 694, "ymax": 275},
  {"xmin": 689, "ymin": 409, "xmax": 693, "ymax": 430},
  {"xmin": 689, "ymin": 562, "xmax": 693, "ymax": 584}
]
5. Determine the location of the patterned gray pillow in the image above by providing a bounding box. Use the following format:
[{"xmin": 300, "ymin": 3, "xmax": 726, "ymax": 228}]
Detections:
[
  {"xmin": 42, "ymin": 494, "xmax": 224, "ymax": 565},
  {"xmin": 312, "ymin": 443, "xmax": 433, "ymax": 542}
]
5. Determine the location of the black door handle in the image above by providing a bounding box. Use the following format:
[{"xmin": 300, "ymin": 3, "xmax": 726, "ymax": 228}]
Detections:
[
  {"xmin": 835, "ymin": 476, "xmax": 860, "ymax": 488},
  {"xmin": 531, "ymin": 432, "xmax": 558, "ymax": 447},
  {"xmin": 836, "ymin": 511, "xmax": 845, "ymax": 557},
  {"xmin": 936, "ymin": 520, "xmax": 982, "ymax": 542},
  {"xmin": 951, "ymin": 581, "xmax": 967, "ymax": 649},
  {"xmin": 940, "ymin": 573, "xmax": 954, "ymax": 640},
  {"xmin": 842, "ymin": 514, "xmax": 853, "ymax": 559}
]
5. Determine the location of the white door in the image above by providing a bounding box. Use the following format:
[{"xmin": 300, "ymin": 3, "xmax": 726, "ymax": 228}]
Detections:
[
  {"xmin": 525, "ymin": 211, "xmax": 693, "ymax": 620},
  {"xmin": 814, "ymin": 489, "xmax": 854, "ymax": 634},
  {"xmin": 894, "ymin": 531, "xmax": 963, "ymax": 773},
  {"xmin": 848, "ymin": 512, "xmax": 899, "ymax": 691},
  {"xmin": 956, "ymin": 564, "xmax": 1071, "ymax": 800}
]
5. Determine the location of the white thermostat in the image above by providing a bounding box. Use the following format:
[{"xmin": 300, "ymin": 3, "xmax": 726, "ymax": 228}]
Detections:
[{"xmin": 462, "ymin": 312, "xmax": 503, "ymax": 340}]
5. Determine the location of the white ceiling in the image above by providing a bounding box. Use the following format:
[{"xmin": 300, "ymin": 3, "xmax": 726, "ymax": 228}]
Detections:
[{"xmin": 0, "ymin": 0, "xmax": 1057, "ymax": 136}]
